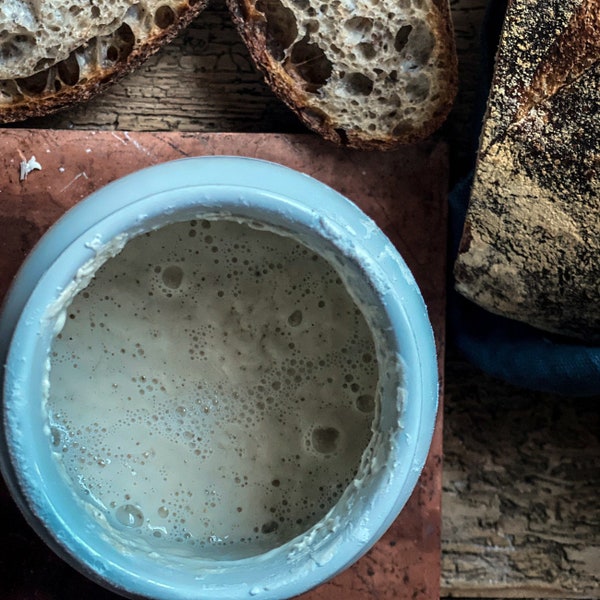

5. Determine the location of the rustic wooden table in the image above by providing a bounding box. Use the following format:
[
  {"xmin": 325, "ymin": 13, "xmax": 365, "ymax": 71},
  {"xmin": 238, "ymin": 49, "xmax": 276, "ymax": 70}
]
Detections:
[{"xmin": 5, "ymin": 0, "xmax": 599, "ymax": 598}]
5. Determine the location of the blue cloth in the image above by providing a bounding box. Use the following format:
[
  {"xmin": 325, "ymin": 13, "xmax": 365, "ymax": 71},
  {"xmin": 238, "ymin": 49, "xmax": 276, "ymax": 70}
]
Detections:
[{"xmin": 447, "ymin": 0, "xmax": 600, "ymax": 396}]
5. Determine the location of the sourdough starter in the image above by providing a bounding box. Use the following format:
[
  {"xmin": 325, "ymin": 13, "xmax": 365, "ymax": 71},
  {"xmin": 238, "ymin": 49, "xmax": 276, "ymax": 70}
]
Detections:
[{"xmin": 47, "ymin": 218, "xmax": 378, "ymax": 558}]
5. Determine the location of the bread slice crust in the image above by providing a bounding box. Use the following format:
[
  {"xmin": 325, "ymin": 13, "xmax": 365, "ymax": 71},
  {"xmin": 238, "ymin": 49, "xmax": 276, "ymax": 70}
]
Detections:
[
  {"xmin": 0, "ymin": 0, "xmax": 208, "ymax": 123},
  {"xmin": 227, "ymin": 0, "xmax": 458, "ymax": 149},
  {"xmin": 454, "ymin": 0, "xmax": 600, "ymax": 341}
]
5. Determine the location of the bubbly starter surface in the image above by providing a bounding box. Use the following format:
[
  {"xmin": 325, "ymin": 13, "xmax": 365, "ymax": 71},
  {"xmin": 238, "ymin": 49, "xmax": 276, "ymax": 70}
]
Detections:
[{"xmin": 47, "ymin": 219, "xmax": 378, "ymax": 558}]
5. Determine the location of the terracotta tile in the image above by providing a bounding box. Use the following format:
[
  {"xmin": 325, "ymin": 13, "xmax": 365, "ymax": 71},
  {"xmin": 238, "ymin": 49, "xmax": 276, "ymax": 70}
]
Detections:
[{"xmin": 0, "ymin": 131, "xmax": 447, "ymax": 599}]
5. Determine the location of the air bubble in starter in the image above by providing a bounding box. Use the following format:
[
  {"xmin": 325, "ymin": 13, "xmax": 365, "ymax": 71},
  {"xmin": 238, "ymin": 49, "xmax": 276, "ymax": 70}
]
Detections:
[
  {"xmin": 116, "ymin": 504, "xmax": 144, "ymax": 528},
  {"xmin": 311, "ymin": 426, "xmax": 340, "ymax": 454},
  {"xmin": 161, "ymin": 265, "xmax": 184, "ymax": 289}
]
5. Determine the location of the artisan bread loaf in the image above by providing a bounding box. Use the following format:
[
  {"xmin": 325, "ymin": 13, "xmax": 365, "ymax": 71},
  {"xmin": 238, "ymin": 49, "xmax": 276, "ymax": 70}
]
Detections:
[
  {"xmin": 226, "ymin": 0, "xmax": 458, "ymax": 149},
  {"xmin": 454, "ymin": 0, "xmax": 600, "ymax": 341},
  {"xmin": 0, "ymin": 0, "xmax": 208, "ymax": 123}
]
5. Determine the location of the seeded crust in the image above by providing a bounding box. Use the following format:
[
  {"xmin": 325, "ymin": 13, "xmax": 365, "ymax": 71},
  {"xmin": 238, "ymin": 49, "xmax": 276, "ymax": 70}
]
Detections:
[
  {"xmin": 454, "ymin": 0, "xmax": 600, "ymax": 341},
  {"xmin": 226, "ymin": 0, "xmax": 458, "ymax": 150},
  {"xmin": 0, "ymin": 0, "xmax": 208, "ymax": 123}
]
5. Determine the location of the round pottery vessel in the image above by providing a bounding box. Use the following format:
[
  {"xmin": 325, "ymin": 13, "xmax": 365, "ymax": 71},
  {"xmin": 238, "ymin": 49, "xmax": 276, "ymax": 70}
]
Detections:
[{"xmin": 0, "ymin": 157, "xmax": 438, "ymax": 600}]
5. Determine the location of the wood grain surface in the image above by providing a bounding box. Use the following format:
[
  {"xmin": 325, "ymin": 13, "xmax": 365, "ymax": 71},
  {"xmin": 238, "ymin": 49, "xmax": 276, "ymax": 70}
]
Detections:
[{"xmin": 3, "ymin": 0, "xmax": 599, "ymax": 598}]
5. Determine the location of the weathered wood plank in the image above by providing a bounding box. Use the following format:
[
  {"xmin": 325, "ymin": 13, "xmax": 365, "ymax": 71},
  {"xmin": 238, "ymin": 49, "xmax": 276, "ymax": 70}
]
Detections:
[
  {"xmin": 444, "ymin": 0, "xmax": 488, "ymax": 180},
  {"xmin": 442, "ymin": 350, "xmax": 600, "ymax": 599}
]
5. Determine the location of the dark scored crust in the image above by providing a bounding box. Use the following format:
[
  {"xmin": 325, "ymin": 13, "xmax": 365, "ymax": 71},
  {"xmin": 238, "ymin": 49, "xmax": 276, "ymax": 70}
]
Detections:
[
  {"xmin": 0, "ymin": 0, "xmax": 209, "ymax": 124},
  {"xmin": 226, "ymin": 0, "xmax": 458, "ymax": 150},
  {"xmin": 454, "ymin": 0, "xmax": 600, "ymax": 341}
]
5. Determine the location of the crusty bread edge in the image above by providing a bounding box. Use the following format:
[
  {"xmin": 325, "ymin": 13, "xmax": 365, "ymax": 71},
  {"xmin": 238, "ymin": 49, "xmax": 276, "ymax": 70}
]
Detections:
[
  {"xmin": 0, "ymin": 1, "xmax": 209, "ymax": 124},
  {"xmin": 226, "ymin": 0, "xmax": 458, "ymax": 150},
  {"xmin": 454, "ymin": 0, "xmax": 600, "ymax": 341}
]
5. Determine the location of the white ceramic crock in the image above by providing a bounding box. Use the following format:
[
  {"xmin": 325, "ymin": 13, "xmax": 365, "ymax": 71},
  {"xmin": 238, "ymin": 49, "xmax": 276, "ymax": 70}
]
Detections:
[{"xmin": 0, "ymin": 157, "xmax": 438, "ymax": 600}]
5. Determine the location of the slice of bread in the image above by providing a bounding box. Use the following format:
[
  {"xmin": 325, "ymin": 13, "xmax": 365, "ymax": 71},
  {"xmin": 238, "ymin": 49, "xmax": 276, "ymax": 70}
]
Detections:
[
  {"xmin": 0, "ymin": 0, "xmax": 208, "ymax": 123},
  {"xmin": 454, "ymin": 0, "xmax": 600, "ymax": 341},
  {"xmin": 226, "ymin": 0, "xmax": 458, "ymax": 149}
]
